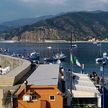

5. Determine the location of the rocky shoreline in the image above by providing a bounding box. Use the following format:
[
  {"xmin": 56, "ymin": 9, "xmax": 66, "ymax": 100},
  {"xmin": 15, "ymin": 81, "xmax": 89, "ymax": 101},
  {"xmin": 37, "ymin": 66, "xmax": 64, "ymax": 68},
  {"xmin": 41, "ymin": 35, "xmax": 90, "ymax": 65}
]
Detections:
[{"xmin": 1, "ymin": 40, "xmax": 108, "ymax": 44}]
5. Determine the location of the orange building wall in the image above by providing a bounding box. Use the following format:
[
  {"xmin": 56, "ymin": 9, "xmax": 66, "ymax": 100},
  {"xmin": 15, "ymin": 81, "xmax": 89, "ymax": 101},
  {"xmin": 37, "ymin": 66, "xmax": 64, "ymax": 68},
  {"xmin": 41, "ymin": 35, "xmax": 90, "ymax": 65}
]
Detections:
[{"xmin": 14, "ymin": 85, "xmax": 63, "ymax": 108}]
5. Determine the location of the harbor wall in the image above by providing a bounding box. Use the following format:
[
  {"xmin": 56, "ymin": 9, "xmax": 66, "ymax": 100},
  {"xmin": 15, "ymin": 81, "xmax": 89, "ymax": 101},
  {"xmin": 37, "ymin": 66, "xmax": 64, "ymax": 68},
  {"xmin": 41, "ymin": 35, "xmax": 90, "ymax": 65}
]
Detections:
[{"xmin": 0, "ymin": 54, "xmax": 31, "ymax": 86}]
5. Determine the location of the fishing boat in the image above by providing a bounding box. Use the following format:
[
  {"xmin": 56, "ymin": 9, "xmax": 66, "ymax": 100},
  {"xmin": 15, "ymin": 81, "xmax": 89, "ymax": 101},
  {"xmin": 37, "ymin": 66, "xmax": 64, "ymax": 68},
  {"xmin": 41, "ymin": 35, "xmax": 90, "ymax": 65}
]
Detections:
[
  {"xmin": 43, "ymin": 57, "xmax": 54, "ymax": 62},
  {"xmin": 26, "ymin": 52, "xmax": 40, "ymax": 63},
  {"xmin": 11, "ymin": 53, "xmax": 22, "ymax": 58},
  {"xmin": 72, "ymin": 44, "xmax": 77, "ymax": 48},
  {"xmin": 44, "ymin": 52, "xmax": 66, "ymax": 63},
  {"xmin": 53, "ymin": 52, "xmax": 66, "ymax": 61},
  {"xmin": 0, "ymin": 48, "xmax": 9, "ymax": 54}
]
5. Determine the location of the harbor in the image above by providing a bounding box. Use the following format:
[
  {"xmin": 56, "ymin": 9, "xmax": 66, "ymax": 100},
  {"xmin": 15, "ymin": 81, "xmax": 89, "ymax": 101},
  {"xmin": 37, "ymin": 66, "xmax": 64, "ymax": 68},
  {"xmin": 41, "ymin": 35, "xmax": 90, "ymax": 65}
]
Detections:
[
  {"xmin": 0, "ymin": 42, "xmax": 107, "ymax": 108},
  {"xmin": 1, "ymin": 0, "xmax": 108, "ymax": 107},
  {"xmin": 0, "ymin": 42, "xmax": 108, "ymax": 76}
]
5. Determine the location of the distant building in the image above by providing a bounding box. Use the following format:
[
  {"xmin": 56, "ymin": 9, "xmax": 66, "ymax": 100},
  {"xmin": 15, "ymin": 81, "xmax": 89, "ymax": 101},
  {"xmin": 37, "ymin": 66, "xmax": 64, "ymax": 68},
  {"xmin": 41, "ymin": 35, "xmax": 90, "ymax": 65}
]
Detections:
[{"xmin": 14, "ymin": 64, "xmax": 63, "ymax": 108}]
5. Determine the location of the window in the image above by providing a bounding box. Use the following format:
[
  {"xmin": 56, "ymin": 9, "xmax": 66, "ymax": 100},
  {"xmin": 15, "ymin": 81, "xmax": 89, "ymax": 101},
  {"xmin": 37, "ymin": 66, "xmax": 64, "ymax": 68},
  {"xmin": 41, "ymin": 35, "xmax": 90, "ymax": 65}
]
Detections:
[
  {"xmin": 31, "ymin": 94, "xmax": 38, "ymax": 101},
  {"xmin": 49, "ymin": 95, "xmax": 55, "ymax": 101}
]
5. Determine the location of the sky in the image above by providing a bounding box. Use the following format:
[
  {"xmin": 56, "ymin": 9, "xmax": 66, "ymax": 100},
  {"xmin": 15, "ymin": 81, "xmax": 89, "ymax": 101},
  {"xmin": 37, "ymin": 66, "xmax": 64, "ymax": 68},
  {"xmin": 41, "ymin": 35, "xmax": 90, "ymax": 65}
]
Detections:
[{"xmin": 0, "ymin": 0, "xmax": 108, "ymax": 23}]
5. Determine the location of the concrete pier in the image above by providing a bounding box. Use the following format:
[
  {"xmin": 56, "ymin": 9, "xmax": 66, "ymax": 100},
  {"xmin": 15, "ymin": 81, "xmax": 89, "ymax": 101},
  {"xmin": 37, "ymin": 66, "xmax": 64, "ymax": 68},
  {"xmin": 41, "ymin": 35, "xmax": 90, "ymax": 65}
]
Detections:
[{"xmin": 0, "ymin": 54, "xmax": 31, "ymax": 86}]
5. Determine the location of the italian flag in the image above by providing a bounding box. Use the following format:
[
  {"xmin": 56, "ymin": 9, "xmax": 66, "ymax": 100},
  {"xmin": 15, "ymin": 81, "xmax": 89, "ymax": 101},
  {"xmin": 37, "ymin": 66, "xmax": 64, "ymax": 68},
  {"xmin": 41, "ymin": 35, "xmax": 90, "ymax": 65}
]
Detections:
[{"xmin": 70, "ymin": 53, "xmax": 81, "ymax": 67}]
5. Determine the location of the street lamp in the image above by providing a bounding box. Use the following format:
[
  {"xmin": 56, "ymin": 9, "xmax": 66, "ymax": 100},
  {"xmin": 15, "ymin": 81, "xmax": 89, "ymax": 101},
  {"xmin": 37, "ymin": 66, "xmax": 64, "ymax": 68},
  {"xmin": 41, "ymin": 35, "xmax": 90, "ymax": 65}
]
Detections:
[{"xmin": 96, "ymin": 52, "xmax": 108, "ymax": 108}]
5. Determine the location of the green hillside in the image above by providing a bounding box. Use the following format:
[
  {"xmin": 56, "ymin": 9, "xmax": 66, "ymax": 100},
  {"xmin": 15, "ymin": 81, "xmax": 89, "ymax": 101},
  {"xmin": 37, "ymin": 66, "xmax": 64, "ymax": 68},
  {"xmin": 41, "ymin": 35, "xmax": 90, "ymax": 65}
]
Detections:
[{"xmin": 1, "ymin": 11, "xmax": 108, "ymax": 42}]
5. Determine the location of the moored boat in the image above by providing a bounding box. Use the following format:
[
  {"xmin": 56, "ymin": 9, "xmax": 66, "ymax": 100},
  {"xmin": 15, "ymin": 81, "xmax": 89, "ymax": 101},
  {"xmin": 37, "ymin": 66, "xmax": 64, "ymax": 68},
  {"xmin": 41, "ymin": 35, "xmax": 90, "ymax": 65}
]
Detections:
[
  {"xmin": 72, "ymin": 44, "xmax": 77, "ymax": 48},
  {"xmin": 25, "ymin": 52, "xmax": 40, "ymax": 63},
  {"xmin": 53, "ymin": 52, "xmax": 66, "ymax": 61}
]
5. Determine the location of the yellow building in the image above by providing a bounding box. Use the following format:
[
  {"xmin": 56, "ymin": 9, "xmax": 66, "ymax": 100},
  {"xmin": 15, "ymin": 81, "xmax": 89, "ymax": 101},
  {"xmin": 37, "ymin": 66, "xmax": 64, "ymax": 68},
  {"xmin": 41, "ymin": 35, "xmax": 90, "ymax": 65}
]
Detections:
[{"xmin": 14, "ymin": 64, "xmax": 63, "ymax": 108}]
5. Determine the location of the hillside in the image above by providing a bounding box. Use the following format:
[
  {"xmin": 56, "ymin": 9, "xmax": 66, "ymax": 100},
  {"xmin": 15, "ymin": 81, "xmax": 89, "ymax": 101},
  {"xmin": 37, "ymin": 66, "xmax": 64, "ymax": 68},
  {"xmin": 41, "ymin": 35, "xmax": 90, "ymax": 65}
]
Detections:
[
  {"xmin": 0, "ymin": 25, "xmax": 11, "ymax": 32},
  {"xmin": 0, "ymin": 15, "xmax": 53, "ymax": 32},
  {"xmin": 1, "ymin": 11, "xmax": 108, "ymax": 42}
]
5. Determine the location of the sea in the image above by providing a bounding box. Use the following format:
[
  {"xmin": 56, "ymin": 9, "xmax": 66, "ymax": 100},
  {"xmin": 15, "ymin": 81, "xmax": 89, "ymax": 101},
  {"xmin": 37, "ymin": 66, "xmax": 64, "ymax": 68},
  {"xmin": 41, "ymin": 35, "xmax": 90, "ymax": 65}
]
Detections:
[{"xmin": 0, "ymin": 42, "xmax": 108, "ymax": 77}]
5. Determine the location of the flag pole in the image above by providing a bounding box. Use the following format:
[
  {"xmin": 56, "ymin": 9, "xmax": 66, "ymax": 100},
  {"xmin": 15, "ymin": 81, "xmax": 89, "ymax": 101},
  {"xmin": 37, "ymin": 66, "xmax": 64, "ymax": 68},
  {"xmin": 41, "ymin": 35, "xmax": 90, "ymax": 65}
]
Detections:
[
  {"xmin": 70, "ymin": 31, "xmax": 73, "ymax": 106},
  {"xmin": 71, "ymin": 31, "xmax": 73, "ymax": 72}
]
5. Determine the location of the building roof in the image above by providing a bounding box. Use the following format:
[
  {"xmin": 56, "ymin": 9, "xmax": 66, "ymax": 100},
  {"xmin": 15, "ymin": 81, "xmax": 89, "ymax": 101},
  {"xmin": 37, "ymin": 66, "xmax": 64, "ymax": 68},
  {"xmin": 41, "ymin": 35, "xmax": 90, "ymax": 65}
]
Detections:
[
  {"xmin": 27, "ymin": 64, "xmax": 59, "ymax": 86},
  {"xmin": 73, "ymin": 73, "xmax": 99, "ymax": 92},
  {"xmin": 65, "ymin": 72, "xmax": 100, "ymax": 98}
]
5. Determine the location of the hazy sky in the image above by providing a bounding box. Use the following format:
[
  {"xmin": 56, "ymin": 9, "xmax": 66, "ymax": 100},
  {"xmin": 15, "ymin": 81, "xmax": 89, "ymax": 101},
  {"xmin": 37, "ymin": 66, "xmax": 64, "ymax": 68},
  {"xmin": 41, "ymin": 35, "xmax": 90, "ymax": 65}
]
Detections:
[{"xmin": 0, "ymin": 0, "xmax": 108, "ymax": 23}]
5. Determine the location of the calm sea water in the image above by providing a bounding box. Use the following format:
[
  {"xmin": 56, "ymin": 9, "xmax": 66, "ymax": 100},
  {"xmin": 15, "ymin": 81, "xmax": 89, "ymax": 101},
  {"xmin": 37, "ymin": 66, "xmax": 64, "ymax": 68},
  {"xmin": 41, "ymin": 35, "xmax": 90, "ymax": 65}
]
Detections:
[{"xmin": 0, "ymin": 42, "xmax": 108, "ymax": 77}]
